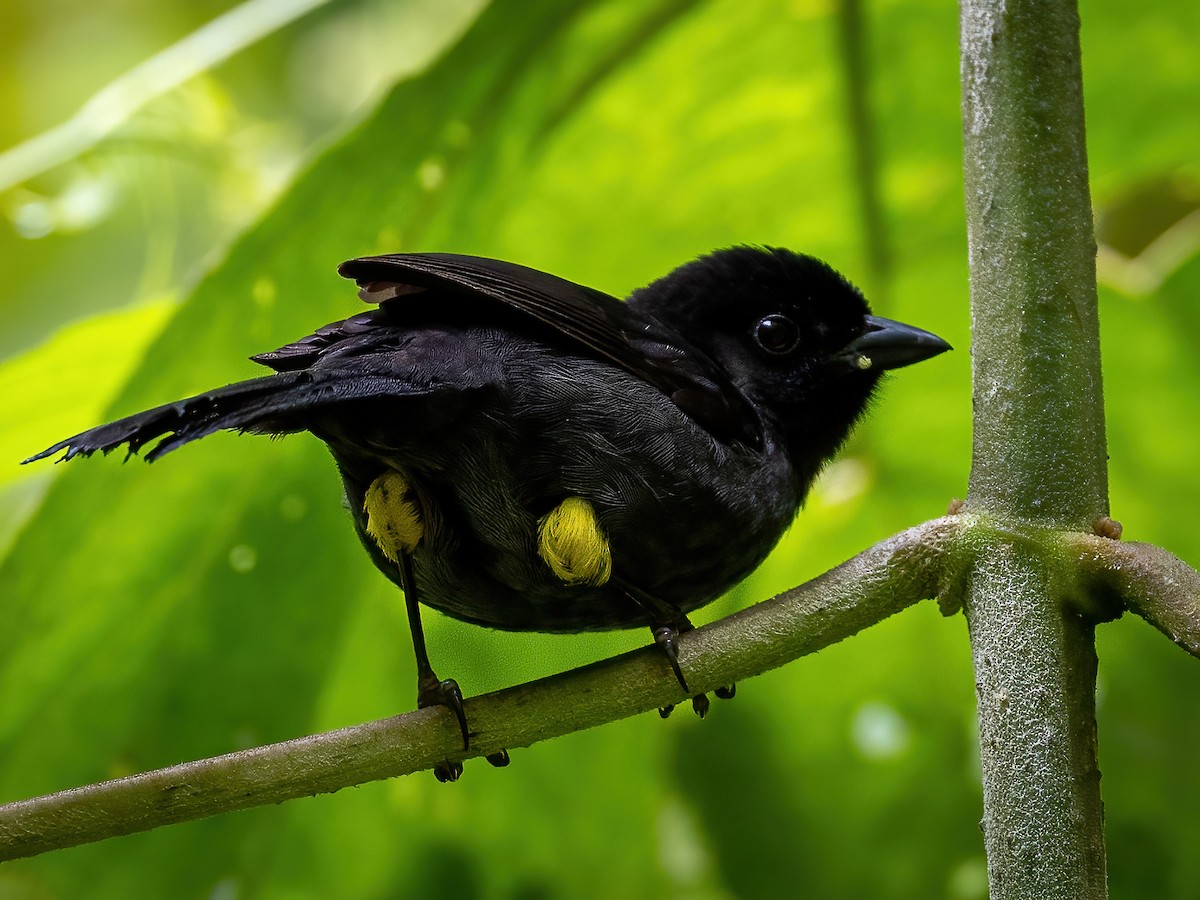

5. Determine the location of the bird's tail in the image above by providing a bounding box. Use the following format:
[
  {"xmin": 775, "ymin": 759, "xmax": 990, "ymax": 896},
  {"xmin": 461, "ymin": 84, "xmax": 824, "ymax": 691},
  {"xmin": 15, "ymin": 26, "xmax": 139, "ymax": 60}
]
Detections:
[{"xmin": 24, "ymin": 370, "xmax": 406, "ymax": 465}]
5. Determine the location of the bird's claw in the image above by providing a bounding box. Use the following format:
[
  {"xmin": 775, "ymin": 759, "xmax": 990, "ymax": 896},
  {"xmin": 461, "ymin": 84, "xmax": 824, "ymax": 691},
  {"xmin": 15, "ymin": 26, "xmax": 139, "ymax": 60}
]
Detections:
[
  {"xmin": 419, "ymin": 676, "xmax": 470, "ymax": 751},
  {"xmin": 651, "ymin": 623, "xmax": 726, "ymax": 718},
  {"xmin": 416, "ymin": 676, "xmax": 511, "ymax": 778},
  {"xmin": 434, "ymin": 760, "xmax": 464, "ymax": 783},
  {"xmin": 652, "ymin": 625, "xmax": 690, "ymax": 693}
]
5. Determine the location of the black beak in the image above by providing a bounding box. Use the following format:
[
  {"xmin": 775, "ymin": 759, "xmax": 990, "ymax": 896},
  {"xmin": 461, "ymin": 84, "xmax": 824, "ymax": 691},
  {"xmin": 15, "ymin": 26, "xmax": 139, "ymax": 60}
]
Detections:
[{"xmin": 838, "ymin": 314, "xmax": 952, "ymax": 371}]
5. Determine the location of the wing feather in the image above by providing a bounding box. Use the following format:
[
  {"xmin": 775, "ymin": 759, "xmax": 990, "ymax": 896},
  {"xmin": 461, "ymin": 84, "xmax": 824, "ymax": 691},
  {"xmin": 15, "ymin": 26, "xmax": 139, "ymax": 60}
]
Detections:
[{"xmin": 261, "ymin": 253, "xmax": 760, "ymax": 448}]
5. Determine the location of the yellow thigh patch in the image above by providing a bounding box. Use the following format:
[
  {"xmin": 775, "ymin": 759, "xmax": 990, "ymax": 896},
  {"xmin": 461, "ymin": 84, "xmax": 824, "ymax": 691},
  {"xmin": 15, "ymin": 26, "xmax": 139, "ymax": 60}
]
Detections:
[
  {"xmin": 364, "ymin": 471, "xmax": 424, "ymax": 563},
  {"xmin": 537, "ymin": 496, "xmax": 611, "ymax": 586}
]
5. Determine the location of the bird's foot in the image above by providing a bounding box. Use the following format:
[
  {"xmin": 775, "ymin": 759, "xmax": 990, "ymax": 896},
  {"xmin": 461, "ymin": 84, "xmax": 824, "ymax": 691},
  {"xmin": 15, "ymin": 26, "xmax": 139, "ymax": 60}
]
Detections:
[
  {"xmin": 418, "ymin": 673, "xmax": 470, "ymax": 782},
  {"xmin": 652, "ymin": 623, "xmax": 691, "ymax": 693},
  {"xmin": 653, "ymin": 623, "xmax": 692, "ymax": 718},
  {"xmin": 651, "ymin": 622, "xmax": 736, "ymax": 718},
  {"xmin": 418, "ymin": 674, "xmax": 470, "ymax": 750},
  {"xmin": 659, "ymin": 686, "xmax": 736, "ymax": 719},
  {"xmin": 417, "ymin": 674, "xmax": 511, "ymax": 780},
  {"xmin": 432, "ymin": 747, "xmax": 509, "ymax": 783},
  {"xmin": 695, "ymin": 683, "xmax": 737, "ymax": 717}
]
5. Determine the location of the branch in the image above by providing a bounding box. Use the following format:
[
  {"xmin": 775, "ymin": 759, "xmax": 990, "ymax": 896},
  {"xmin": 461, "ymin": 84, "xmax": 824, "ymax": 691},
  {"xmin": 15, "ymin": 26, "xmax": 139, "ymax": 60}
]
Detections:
[
  {"xmin": 0, "ymin": 516, "xmax": 961, "ymax": 862},
  {"xmin": 1061, "ymin": 534, "xmax": 1200, "ymax": 658}
]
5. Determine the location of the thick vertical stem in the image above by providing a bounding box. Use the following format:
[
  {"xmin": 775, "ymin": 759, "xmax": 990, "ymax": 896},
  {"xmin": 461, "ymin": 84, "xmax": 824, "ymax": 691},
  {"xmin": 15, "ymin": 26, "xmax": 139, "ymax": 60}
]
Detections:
[
  {"xmin": 963, "ymin": 535, "xmax": 1107, "ymax": 898},
  {"xmin": 959, "ymin": 0, "xmax": 1110, "ymax": 896},
  {"xmin": 962, "ymin": 0, "xmax": 1108, "ymax": 526}
]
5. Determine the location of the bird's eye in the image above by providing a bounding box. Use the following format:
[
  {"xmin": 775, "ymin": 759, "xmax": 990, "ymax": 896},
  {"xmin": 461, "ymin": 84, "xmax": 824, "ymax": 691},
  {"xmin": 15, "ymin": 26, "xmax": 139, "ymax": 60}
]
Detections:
[{"xmin": 753, "ymin": 314, "xmax": 801, "ymax": 355}]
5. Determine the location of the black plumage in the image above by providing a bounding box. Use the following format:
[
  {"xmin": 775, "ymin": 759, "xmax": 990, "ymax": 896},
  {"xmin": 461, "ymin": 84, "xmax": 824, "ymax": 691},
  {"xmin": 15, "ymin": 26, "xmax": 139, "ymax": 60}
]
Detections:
[{"xmin": 27, "ymin": 246, "xmax": 950, "ymax": 779}]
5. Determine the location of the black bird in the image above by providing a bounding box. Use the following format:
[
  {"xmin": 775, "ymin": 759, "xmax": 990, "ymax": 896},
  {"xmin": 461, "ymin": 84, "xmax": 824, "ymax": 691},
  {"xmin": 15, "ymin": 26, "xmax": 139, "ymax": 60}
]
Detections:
[{"xmin": 27, "ymin": 247, "xmax": 950, "ymax": 781}]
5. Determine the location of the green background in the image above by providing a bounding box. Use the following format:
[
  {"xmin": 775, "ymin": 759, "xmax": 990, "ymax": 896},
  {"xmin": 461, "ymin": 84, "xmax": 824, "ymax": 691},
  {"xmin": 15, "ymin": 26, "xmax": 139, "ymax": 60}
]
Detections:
[{"xmin": 1, "ymin": 0, "xmax": 1197, "ymax": 896}]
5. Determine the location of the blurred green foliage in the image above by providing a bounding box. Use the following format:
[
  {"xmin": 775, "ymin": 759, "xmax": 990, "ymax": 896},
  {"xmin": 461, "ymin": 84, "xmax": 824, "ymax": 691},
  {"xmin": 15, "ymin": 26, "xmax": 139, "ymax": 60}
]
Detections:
[{"xmin": 0, "ymin": 0, "xmax": 1197, "ymax": 896}]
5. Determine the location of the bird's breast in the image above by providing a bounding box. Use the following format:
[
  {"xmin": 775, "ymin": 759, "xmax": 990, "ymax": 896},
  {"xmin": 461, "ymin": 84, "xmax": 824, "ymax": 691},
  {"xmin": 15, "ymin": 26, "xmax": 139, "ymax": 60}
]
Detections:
[{"xmin": 337, "ymin": 342, "xmax": 800, "ymax": 632}]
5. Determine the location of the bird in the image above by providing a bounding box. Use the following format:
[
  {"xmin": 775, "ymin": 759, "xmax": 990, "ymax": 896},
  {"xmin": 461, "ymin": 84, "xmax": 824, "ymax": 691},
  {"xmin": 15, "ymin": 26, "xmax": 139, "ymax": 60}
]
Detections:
[{"xmin": 26, "ymin": 246, "xmax": 950, "ymax": 781}]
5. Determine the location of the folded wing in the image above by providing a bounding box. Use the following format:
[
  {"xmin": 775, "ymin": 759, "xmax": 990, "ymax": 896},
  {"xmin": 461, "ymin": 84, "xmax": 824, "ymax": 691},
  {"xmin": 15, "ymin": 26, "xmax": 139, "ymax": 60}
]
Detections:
[{"xmin": 330, "ymin": 253, "xmax": 761, "ymax": 448}]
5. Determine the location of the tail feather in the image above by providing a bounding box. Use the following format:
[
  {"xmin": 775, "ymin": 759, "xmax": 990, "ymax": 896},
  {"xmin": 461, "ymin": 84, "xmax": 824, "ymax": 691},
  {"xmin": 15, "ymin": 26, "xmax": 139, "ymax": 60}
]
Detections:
[{"xmin": 25, "ymin": 370, "xmax": 424, "ymax": 465}]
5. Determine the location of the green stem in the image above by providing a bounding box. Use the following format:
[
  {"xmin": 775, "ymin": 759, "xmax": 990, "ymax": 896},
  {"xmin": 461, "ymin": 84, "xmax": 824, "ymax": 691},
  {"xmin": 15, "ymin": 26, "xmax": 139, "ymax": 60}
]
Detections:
[
  {"xmin": 960, "ymin": 524, "xmax": 1108, "ymax": 897},
  {"xmin": 959, "ymin": 0, "xmax": 1110, "ymax": 895},
  {"xmin": 962, "ymin": 0, "xmax": 1107, "ymax": 527},
  {"xmin": 1063, "ymin": 534, "xmax": 1200, "ymax": 659}
]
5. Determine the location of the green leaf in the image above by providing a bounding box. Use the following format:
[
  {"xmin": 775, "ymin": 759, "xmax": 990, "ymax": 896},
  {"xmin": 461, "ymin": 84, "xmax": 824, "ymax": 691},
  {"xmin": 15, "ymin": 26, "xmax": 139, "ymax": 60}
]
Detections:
[{"xmin": 0, "ymin": 298, "xmax": 172, "ymax": 556}]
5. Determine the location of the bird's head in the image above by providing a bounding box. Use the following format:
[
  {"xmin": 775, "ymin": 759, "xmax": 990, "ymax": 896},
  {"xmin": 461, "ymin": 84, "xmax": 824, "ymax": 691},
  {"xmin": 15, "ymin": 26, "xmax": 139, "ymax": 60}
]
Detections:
[{"xmin": 628, "ymin": 246, "xmax": 950, "ymax": 477}]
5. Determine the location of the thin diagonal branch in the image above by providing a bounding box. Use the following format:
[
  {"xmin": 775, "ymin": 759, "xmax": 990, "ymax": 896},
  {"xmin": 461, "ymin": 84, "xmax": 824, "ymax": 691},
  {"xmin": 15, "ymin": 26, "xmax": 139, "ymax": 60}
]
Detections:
[
  {"xmin": 0, "ymin": 515, "xmax": 961, "ymax": 862},
  {"xmin": 1062, "ymin": 534, "xmax": 1200, "ymax": 658}
]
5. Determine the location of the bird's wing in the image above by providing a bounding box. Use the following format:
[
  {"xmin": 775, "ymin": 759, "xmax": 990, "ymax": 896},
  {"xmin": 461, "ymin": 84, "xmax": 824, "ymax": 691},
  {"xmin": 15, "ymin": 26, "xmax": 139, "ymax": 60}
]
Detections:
[
  {"xmin": 348, "ymin": 253, "xmax": 636, "ymax": 366},
  {"xmin": 22, "ymin": 364, "xmax": 469, "ymax": 464},
  {"xmin": 262, "ymin": 252, "xmax": 760, "ymax": 448}
]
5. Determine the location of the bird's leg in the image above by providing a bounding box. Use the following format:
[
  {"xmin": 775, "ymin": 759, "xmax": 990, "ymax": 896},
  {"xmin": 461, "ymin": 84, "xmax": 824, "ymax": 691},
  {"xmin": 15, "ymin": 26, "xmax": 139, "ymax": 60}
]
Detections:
[
  {"xmin": 365, "ymin": 470, "xmax": 507, "ymax": 780},
  {"xmin": 651, "ymin": 618, "xmax": 693, "ymax": 693},
  {"xmin": 648, "ymin": 617, "xmax": 736, "ymax": 718},
  {"xmin": 398, "ymin": 554, "xmax": 468, "ymax": 782},
  {"xmin": 616, "ymin": 584, "xmax": 691, "ymax": 695},
  {"xmin": 651, "ymin": 616, "xmax": 695, "ymax": 718},
  {"xmin": 620, "ymin": 584, "xmax": 736, "ymax": 718},
  {"xmin": 651, "ymin": 618, "xmax": 737, "ymax": 717}
]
